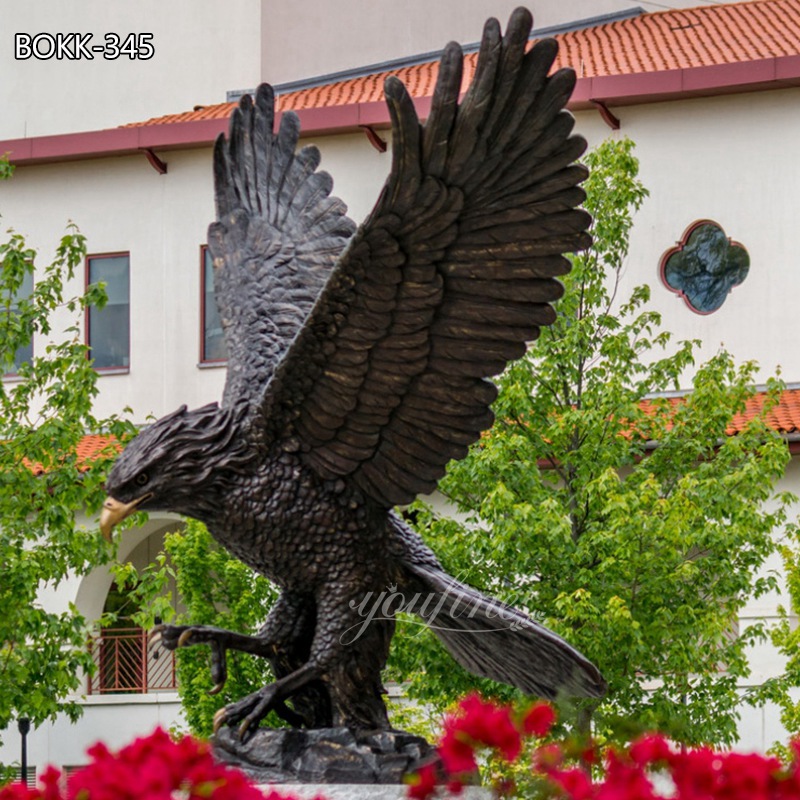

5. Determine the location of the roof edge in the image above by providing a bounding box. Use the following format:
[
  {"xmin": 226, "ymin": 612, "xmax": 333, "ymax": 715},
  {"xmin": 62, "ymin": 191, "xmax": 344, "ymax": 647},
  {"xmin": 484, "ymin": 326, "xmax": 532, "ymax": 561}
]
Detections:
[
  {"xmin": 4, "ymin": 53, "xmax": 800, "ymax": 168},
  {"xmin": 226, "ymin": 8, "xmax": 646, "ymax": 102}
]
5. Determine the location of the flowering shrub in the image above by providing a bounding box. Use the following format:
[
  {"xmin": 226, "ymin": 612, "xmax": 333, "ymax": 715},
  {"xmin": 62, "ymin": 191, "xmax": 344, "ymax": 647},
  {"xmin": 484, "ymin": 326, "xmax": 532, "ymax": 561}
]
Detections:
[
  {"xmin": 5, "ymin": 701, "xmax": 800, "ymax": 800},
  {"xmin": 0, "ymin": 728, "xmax": 305, "ymax": 800},
  {"xmin": 408, "ymin": 693, "xmax": 800, "ymax": 800}
]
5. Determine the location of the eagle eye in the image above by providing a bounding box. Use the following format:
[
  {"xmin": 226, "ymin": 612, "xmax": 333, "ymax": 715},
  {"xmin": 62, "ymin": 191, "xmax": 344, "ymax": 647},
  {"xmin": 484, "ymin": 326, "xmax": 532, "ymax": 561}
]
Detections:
[{"xmin": 136, "ymin": 473, "xmax": 150, "ymax": 487}]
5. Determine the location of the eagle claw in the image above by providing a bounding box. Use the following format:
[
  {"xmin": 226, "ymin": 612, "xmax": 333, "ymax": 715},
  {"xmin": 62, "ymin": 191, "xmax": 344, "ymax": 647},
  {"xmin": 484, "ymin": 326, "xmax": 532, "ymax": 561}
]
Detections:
[
  {"xmin": 213, "ymin": 685, "xmax": 279, "ymax": 742},
  {"xmin": 154, "ymin": 624, "xmax": 230, "ymax": 695}
]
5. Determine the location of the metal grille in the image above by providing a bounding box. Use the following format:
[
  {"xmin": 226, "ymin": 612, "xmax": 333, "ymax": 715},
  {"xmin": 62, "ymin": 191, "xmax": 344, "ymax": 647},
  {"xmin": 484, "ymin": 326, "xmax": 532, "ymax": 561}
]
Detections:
[
  {"xmin": 11, "ymin": 767, "xmax": 36, "ymax": 788},
  {"xmin": 87, "ymin": 628, "xmax": 176, "ymax": 694},
  {"xmin": 60, "ymin": 765, "xmax": 85, "ymax": 793}
]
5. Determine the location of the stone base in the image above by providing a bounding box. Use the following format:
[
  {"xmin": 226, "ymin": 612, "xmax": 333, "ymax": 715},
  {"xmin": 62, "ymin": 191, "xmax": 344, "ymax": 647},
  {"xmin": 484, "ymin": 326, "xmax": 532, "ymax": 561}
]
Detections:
[
  {"xmin": 212, "ymin": 727, "xmax": 432, "ymax": 784},
  {"xmin": 259, "ymin": 785, "xmax": 492, "ymax": 800}
]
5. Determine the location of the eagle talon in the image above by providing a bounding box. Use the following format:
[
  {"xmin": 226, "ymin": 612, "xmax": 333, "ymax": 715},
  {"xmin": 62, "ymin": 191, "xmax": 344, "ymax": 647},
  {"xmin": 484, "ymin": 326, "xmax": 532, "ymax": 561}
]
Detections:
[
  {"xmin": 177, "ymin": 629, "xmax": 194, "ymax": 648},
  {"xmin": 213, "ymin": 707, "xmax": 227, "ymax": 734},
  {"xmin": 211, "ymin": 684, "xmax": 279, "ymax": 740},
  {"xmin": 208, "ymin": 681, "xmax": 225, "ymax": 696}
]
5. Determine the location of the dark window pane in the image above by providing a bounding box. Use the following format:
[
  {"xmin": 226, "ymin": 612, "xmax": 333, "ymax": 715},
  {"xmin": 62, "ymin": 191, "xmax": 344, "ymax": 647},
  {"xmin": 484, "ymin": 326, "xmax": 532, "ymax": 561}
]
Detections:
[
  {"xmin": 660, "ymin": 222, "xmax": 749, "ymax": 314},
  {"xmin": 202, "ymin": 248, "xmax": 227, "ymax": 361},
  {"xmin": 3, "ymin": 270, "xmax": 33, "ymax": 375},
  {"xmin": 88, "ymin": 255, "xmax": 130, "ymax": 369}
]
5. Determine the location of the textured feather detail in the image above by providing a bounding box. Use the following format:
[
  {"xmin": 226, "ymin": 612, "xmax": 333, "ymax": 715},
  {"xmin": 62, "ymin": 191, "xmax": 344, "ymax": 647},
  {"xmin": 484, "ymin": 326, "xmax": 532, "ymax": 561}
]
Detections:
[
  {"xmin": 404, "ymin": 561, "xmax": 607, "ymax": 699},
  {"xmin": 208, "ymin": 85, "xmax": 357, "ymax": 409},
  {"xmin": 228, "ymin": 9, "xmax": 591, "ymax": 506}
]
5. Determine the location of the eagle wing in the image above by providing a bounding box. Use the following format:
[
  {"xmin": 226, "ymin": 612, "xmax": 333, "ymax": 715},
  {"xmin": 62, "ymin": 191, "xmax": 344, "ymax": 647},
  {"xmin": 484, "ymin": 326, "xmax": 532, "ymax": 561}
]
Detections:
[
  {"xmin": 208, "ymin": 85, "xmax": 357, "ymax": 408},
  {"xmin": 212, "ymin": 8, "xmax": 591, "ymax": 507}
]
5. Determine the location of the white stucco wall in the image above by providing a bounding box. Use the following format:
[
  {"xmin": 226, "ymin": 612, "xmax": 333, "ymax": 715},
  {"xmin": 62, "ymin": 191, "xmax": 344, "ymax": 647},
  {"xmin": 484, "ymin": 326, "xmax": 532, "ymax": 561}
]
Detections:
[
  {"xmin": 4, "ymin": 86, "xmax": 800, "ymax": 421},
  {"xmin": 0, "ymin": 131, "xmax": 389, "ymax": 422},
  {"xmin": 573, "ymin": 88, "xmax": 800, "ymax": 386},
  {"xmin": 0, "ymin": 0, "xmax": 262, "ymax": 139}
]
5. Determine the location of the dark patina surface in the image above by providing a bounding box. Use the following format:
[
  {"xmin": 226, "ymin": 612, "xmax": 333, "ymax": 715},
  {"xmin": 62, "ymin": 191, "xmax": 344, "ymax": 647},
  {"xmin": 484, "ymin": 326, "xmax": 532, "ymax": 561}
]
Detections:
[
  {"xmin": 102, "ymin": 7, "xmax": 606, "ymax": 779},
  {"xmin": 213, "ymin": 727, "xmax": 431, "ymax": 784}
]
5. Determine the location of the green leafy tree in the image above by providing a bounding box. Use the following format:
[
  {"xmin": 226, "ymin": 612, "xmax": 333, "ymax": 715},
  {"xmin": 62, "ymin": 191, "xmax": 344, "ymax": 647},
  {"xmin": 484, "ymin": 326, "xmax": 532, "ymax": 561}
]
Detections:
[
  {"xmin": 755, "ymin": 526, "xmax": 800, "ymax": 755},
  {"xmin": 0, "ymin": 157, "xmax": 136, "ymax": 778},
  {"xmin": 130, "ymin": 520, "xmax": 279, "ymax": 737},
  {"xmin": 389, "ymin": 138, "xmax": 791, "ymax": 747}
]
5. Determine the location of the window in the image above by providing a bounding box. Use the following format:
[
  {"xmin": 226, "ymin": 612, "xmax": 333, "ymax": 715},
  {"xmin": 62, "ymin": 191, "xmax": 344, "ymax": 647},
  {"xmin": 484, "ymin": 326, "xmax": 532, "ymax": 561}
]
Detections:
[
  {"xmin": 2, "ymin": 269, "xmax": 33, "ymax": 375},
  {"xmin": 660, "ymin": 221, "xmax": 749, "ymax": 314},
  {"xmin": 200, "ymin": 246, "xmax": 227, "ymax": 363},
  {"xmin": 86, "ymin": 253, "xmax": 130, "ymax": 369}
]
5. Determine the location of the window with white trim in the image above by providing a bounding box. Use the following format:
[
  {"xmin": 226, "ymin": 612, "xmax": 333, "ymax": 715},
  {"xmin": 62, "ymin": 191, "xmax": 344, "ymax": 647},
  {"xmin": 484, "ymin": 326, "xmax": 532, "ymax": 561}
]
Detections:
[
  {"xmin": 200, "ymin": 246, "xmax": 227, "ymax": 363},
  {"xmin": 87, "ymin": 253, "xmax": 130, "ymax": 369}
]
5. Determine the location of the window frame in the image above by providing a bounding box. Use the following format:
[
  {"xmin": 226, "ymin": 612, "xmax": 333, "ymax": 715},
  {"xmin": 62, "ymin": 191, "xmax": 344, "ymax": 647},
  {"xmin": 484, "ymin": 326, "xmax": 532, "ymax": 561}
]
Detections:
[
  {"xmin": 199, "ymin": 245, "xmax": 227, "ymax": 366},
  {"xmin": 2, "ymin": 268, "xmax": 34, "ymax": 379},
  {"xmin": 659, "ymin": 219, "xmax": 749, "ymax": 316},
  {"xmin": 85, "ymin": 251, "xmax": 131, "ymax": 373}
]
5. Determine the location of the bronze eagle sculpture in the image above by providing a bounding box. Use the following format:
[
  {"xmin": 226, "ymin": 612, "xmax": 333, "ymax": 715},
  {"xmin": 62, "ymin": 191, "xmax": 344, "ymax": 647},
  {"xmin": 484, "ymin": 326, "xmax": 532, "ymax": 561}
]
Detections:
[{"xmin": 101, "ymin": 7, "xmax": 605, "ymax": 739}]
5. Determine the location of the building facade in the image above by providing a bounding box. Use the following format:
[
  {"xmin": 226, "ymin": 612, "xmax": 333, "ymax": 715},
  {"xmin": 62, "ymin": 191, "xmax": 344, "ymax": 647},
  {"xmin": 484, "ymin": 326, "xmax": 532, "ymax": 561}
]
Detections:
[{"xmin": 0, "ymin": 0, "xmax": 798, "ymax": 775}]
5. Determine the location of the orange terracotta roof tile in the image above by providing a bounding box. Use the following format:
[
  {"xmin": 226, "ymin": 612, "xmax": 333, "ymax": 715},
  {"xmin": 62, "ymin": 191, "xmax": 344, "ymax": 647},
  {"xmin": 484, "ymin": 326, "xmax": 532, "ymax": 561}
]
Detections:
[
  {"xmin": 25, "ymin": 434, "xmax": 119, "ymax": 475},
  {"xmin": 730, "ymin": 388, "xmax": 800, "ymax": 434},
  {"xmin": 556, "ymin": 0, "xmax": 800, "ymax": 77},
  {"xmin": 124, "ymin": 0, "xmax": 800, "ymax": 128},
  {"xmin": 639, "ymin": 387, "xmax": 800, "ymax": 437},
  {"xmin": 75, "ymin": 433, "xmax": 120, "ymax": 463}
]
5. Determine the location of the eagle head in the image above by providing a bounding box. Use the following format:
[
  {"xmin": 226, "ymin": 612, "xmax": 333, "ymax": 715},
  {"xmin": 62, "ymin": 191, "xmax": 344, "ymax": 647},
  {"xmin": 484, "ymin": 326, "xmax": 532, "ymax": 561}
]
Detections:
[{"xmin": 100, "ymin": 401, "xmax": 252, "ymax": 537}]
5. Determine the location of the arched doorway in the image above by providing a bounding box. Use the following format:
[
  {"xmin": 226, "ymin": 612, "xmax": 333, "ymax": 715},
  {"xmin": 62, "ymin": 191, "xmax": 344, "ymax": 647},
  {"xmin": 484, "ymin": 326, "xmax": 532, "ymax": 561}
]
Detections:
[
  {"xmin": 82, "ymin": 519, "xmax": 183, "ymax": 695},
  {"xmin": 94, "ymin": 582, "xmax": 148, "ymax": 693}
]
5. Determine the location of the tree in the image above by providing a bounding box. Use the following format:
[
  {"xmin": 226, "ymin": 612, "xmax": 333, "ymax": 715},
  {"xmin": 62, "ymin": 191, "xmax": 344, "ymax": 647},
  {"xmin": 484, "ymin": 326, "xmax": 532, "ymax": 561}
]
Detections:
[
  {"xmin": 388, "ymin": 138, "xmax": 792, "ymax": 747},
  {"xmin": 754, "ymin": 525, "xmax": 800, "ymax": 755},
  {"xmin": 0, "ymin": 156, "xmax": 136, "ymax": 778}
]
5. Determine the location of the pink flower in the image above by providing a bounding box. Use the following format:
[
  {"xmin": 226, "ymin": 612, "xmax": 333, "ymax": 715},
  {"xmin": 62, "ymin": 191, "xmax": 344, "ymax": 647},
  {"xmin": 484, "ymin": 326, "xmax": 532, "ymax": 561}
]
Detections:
[
  {"xmin": 440, "ymin": 693, "xmax": 522, "ymax": 766},
  {"xmin": 546, "ymin": 767, "xmax": 593, "ymax": 800},
  {"xmin": 63, "ymin": 727, "xmax": 271, "ymax": 800},
  {"xmin": 0, "ymin": 783, "xmax": 41, "ymax": 800},
  {"xmin": 439, "ymin": 728, "xmax": 478, "ymax": 775},
  {"xmin": 598, "ymin": 749, "xmax": 658, "ymax": 800},
  {"xmin": 446, "ymin": 778, "xmax": 464, "ymax": 796},
  {"xmin": 406, "ymin": 763, "xmax": 438, "ymax": 800},
  {"xmin": 627, "ymin": 733, "xmax": 673, "ymax": 767},
  {"xmin": 522, "ymin": 702, "xmax": 556, "ymax": 738}
]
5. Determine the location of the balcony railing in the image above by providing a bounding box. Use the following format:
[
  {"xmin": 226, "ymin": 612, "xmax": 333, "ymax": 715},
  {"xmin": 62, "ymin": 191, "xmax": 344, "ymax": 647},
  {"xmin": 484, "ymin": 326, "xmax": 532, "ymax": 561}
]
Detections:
[{"xmin": 87, "ymin": 627, "xmax": 177, "ymax": 694}]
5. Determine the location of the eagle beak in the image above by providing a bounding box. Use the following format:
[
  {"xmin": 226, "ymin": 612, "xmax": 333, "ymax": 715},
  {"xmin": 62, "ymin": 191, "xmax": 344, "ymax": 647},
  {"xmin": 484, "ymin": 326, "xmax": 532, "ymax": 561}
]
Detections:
[{"xmin": 100, "ymin": 494, "xmax": 151, "ymax": 540}]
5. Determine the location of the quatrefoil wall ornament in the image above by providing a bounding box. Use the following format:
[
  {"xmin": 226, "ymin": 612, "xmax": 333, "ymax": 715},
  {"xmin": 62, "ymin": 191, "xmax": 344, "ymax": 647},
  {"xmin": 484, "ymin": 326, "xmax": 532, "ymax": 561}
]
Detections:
[{"xmin": 660, "ymin": 220, "xmax": 749, "ymax": 314}]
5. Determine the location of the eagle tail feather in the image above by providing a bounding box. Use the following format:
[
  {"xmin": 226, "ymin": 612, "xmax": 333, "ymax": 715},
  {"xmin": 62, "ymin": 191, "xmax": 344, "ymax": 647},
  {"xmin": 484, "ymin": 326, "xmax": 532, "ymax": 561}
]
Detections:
[{"xmin": 401, "ymin": 562, "xmax": 606, "ymax": 700}]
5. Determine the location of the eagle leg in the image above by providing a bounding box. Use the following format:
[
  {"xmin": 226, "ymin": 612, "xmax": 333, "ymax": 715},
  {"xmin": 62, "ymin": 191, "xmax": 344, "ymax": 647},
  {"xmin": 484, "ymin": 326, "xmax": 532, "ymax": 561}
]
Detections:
[
  {"xmin": 211, "ymin": 581, "xmax": 397, "ymax": 738},
  {"xmin": 153, "ymin": 592, "xmax": 333, "ymax": 729},
  {"xmin": 154, "ymin": 622, "xmax": 314, "ymax": 727},
  {"xmin": 153, "ymin": 623, "xmax": 277, "ymax": 691}
]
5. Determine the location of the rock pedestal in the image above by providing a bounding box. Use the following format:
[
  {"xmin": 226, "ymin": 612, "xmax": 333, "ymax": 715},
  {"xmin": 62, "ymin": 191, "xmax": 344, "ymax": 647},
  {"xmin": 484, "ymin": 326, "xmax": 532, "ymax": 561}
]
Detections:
[
  {"xmin": 212, "ymin": 727, "xmax": 432, "ymax": 784},
  {"xmin": 264, "ymin": 785, "xmax": 491, "ymax": 800}
]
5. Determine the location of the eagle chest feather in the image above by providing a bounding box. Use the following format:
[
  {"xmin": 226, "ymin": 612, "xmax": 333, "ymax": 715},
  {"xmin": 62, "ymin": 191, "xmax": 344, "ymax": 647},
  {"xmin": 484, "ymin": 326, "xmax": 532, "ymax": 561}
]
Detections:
[{"xmin": 211, "ymin": 454, "xmax": 385, "ymax": 589}]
